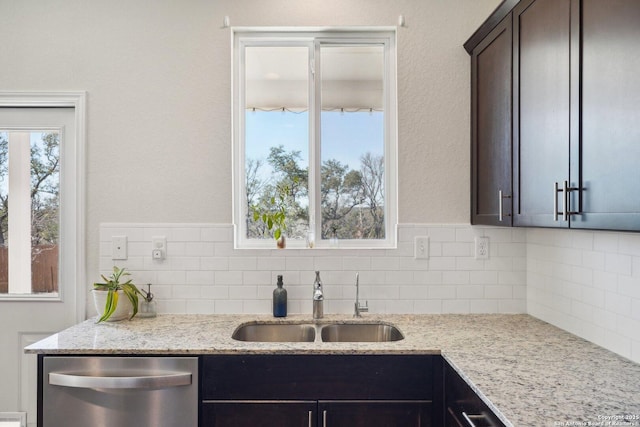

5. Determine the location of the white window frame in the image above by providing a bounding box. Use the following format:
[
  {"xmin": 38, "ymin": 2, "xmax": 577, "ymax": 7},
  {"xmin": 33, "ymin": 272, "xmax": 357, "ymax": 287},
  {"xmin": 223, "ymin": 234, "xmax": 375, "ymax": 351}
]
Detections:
[
  {"xmin": 232, "ymin": 28, "xmax": 398, "ymax": 249},
  {"xmin": 0, "ymin": 92, "xmax": 86, "ymax": 322}
]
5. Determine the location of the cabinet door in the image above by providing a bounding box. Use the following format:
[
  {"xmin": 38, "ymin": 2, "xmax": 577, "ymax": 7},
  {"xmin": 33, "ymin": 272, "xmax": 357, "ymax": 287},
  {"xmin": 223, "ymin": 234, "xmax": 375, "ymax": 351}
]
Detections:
[
  {"xmin": 571, "ymin": 0, "xmax": 640, "ymax": 230},
  {"xmin": 445, "ymin": 364, "xmax": 506, "ymax": 427},
  {"xmin": 318, "ymin": 401, "xmax": 432, "ymax": 427},
  {"xmin": 201, "ymin": 401, "xmax": 316, "ymax": 427},
  {"xmin": 471, "ymin": 15, "xmax": 513, "ymax": 226},
  {"xmin": 512, "ymin": 0, "xmax": 572, "ymax": 227}
]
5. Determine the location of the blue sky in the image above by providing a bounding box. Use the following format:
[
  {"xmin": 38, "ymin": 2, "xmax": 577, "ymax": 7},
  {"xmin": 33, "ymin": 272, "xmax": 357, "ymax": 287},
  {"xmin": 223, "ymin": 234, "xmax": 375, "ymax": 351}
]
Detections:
[{"xmin": 245, "ymin": 110, "xmax": 384, "ymax": 178}]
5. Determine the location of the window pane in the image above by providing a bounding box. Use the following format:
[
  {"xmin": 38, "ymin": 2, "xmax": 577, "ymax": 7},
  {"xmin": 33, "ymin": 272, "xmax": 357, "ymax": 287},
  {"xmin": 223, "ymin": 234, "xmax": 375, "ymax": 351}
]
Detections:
[
  {"xmin": 244, "ymin": 46, "xmax": 310, "ymax": 241},
  {"xmin": 0, "ymin": 131, "xmax": 59, "ymax": 294},
  {"xmin": 320, "ymin": 45, "xmax": 385, "ymax": 240},
  {"xmin": 30, "ymin": 132, "xmax": 60, "ymax": 293}
]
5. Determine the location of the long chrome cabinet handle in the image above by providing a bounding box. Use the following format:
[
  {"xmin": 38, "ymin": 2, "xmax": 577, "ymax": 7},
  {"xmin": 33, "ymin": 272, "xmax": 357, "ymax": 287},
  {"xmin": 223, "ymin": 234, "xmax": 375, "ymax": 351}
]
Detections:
[
  {"xmin": 49, "ymin": 371, "xmax": 192, "ymax": 389},
  {"xmin": 498, "ymin": 190, "xmax": 511, "ymax": 222},
  {"xmin": 554, "ymin": 182, "xmax": 560, "ymax": 221},
  {"xmin": 323, "ymin": 410, "xmax": 327, "ymax": 427},
  {"xmin": 554, "ymin": 181, "xmax": 580, "ymax": 221},
  {"xmin": 308, "ymin": 410, "xmax": 313, "ymax": 427},
  {"xmin": 462, "ymin": 412, "xmax": 486, "ymax": 427}
]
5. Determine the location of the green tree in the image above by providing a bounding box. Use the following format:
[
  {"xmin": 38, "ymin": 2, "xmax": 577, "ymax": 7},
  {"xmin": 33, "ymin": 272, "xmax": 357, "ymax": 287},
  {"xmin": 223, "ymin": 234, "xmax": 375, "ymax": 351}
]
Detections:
[
  {"xmin": 245, "ymin": 144, "xmax": 386, "ymax": 242},
  {"xmin": 320, "ymin": 159, "xmax": 362, "ymax": 239},
  {"xmin": 247, "ymin": 145, "xmax": 309, "ymax": 239}
]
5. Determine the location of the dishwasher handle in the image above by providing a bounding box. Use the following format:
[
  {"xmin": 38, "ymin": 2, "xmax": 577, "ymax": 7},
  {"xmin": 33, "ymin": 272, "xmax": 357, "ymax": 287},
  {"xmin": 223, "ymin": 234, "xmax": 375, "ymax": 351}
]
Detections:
[{"xmin": 49, "ymin": 371, "xmax": 192, "ymax": 390}]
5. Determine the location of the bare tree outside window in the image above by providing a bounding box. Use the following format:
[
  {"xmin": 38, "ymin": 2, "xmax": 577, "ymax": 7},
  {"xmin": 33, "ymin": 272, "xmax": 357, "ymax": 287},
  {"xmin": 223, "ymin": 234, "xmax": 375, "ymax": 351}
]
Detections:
[{"xmin": 0, "ymin": 131, "xmax": 60, "ymax": 294}]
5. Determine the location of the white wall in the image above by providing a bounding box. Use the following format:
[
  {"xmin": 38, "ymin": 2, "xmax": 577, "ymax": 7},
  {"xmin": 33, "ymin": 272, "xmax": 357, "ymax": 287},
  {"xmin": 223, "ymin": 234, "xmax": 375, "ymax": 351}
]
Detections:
[{"xmin": 0, "ymin": 0, "xmax": 502, "ymax": 286}]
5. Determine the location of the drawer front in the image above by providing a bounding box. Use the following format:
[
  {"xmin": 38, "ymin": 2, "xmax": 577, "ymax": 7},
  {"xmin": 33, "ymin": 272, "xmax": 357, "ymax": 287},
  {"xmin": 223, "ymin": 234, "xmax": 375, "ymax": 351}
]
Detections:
[
  {"xmin": 319, "ymin": 400, "xmax": 433, "ymax": 427},
  {"xmin": 202, "ymin": 355, "xmax": 438, "ymax": 400},
  {"xmin": 201, "ymin": 401, "xmax": 316, "ymax": 427},
  {"xmin": 445, "ymin": 364, "xmax": 506, "ymax": 427}
]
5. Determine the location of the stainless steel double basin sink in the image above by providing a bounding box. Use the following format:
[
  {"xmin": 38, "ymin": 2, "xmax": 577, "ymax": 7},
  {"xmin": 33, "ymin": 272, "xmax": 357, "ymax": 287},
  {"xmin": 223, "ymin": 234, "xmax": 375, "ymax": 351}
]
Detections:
[{"xmin": 232, "ymin": 321, "xmax": 404, "ymax": 343}]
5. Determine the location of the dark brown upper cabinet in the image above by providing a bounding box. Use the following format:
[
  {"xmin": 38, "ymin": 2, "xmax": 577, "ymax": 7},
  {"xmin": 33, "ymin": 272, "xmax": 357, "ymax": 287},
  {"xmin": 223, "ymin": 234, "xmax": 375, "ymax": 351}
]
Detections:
[
  {"xmin": 512, "ymin": 0, "xmax": 573, "ymax": 228},
  {"xmin": 467, "ymin": 0, "xmax": 640, "ymax": 231},
  {"xmin": 571, "ymin": 0, "xmax": 640, "ymax": 230},
  {"xmin": 470, "ymin": 15, "xmax": 513, "ymax": 226}
]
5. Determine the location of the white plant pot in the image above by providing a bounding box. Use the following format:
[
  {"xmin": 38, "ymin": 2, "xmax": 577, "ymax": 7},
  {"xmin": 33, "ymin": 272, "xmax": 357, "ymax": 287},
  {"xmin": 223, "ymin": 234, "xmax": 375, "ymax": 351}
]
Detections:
[{"xmin": 92, "ymin": 289, "xmax": 133, "ymax": 321}]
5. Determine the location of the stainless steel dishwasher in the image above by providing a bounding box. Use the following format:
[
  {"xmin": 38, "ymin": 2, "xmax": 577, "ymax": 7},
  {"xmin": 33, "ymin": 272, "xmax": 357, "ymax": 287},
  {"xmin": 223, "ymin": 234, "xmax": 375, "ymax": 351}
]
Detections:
[{"xmin": 42, "ymin": 356, "xmax": 198, "ymax": 427}]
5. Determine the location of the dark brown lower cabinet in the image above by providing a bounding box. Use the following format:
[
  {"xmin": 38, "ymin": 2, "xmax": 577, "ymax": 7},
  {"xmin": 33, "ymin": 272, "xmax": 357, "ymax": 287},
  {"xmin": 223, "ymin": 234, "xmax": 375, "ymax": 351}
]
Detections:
[
  {"xmin": 319, "ymin": 401, "xmax": 432, "ymax": 427},
  {"xmin": 201, "ymin": 401, "xmax": 316, "ymax": 427},
  {"xmin": 200, "ymin": 355, "xmax": 509, "ymax": 427},
  {"xmin": 200, "ymin": 355, "xmax": 441, "ymax": 427},
  {"xmin": 201, "ymin": 400, "xmax": 432, "ymax": 427}
]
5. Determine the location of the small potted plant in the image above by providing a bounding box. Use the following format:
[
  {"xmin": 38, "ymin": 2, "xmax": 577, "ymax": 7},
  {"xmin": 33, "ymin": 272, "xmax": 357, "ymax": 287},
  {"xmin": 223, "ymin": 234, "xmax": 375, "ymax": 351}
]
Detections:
[
  {"xmin": 92, "ymin": 266, "xmax": 142, "ymax": 322},
  {"xmin": 252, "ymin": 182, "xmax": 291, "ymax": 248}
]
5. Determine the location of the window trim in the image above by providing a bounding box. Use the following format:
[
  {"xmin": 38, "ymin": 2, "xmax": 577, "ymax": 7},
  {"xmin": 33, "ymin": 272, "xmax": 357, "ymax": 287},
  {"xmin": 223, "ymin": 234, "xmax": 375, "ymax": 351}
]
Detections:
[
  {"xmin": 232, "ymin": 28, "xmax": 397, "ymax": 249},
  {"xmin": 0, "ymin": 92, "xmax": 86, "ymax": 323}
]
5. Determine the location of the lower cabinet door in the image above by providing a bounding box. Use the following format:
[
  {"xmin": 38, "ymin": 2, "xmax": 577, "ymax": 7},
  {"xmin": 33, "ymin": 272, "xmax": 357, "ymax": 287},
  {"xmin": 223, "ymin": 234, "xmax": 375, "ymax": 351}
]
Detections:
[
  {"xmin": 318, "ymin": 400, "xmax": 433, "ymax": 427},
  {"xmin": 445, "ymin": 364, "xmax": 506, "ymax": 427},
  {"xmin": 201, "ymin": 401, "xmax": 317, "ymax": 427}
]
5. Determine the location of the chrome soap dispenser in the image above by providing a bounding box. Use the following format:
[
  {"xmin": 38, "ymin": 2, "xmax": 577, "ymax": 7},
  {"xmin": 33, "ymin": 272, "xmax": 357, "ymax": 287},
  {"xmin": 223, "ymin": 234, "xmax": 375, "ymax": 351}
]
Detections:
[{"xmin": 138, "ymin": 283, "xmax": 157, "ymax": 318}]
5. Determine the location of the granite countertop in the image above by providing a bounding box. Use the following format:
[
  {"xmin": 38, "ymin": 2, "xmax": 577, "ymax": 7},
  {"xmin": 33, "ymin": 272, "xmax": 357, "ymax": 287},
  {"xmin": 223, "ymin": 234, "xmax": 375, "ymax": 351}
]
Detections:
[{"xmin": 26, "ymin": 313, "xmax": 640, "ymax": 427}]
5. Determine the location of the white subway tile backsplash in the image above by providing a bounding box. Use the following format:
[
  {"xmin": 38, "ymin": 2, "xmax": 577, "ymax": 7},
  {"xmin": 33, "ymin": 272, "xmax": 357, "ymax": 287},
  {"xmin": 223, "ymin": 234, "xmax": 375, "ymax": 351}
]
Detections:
[
  {"xmin": 185, "ymin": 271, "xmax": 214, "ymax": 286},
  {"xmin": 470, "ymin": 299, "xmax": 498, "ymax": 313},
  {"xmin": 442, "ymin": 242, "xmax": 472, "ymax": 257},
  {"xmin": 414, "ymin": 299, "xmax": 443, "ymax": 313},
  {"xmin": 619, "ymin": 234, "xmax": 640, "ymax": 256},
  {"xmin": 456, "ymin": 285, "xmax": 484, "ymax": 299},
  {"xmin": 442, "ymin": 271, "xmax": 470, "ymax": 285},
  {"xmin": 442, "ymin": 299, "xmax": 470, "ymax": 314},
  {"xmin": 99, "ymin": 223, "xmax": 526, "ymax": 318},
  {"xmin": 429, "ymin": 285, "xmax": 456, "ymax": 300},
  {"xmin": 214, "ymin": 300, "xmax": 244, "ymax": 314},
  {"xmin": 527, "ymin": 228, "xmax": 640, "ymax": 363},
  {"xmin": 605, "ymin": 253, "xmax": 633, "ymax": 275}
]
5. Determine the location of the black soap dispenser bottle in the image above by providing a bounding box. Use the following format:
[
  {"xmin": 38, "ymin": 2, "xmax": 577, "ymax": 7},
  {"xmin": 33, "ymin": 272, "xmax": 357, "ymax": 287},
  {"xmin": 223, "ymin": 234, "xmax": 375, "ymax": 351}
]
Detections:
[{"xmin": 273, "ymin": 275, "xmax": 287, "ymax": 317}]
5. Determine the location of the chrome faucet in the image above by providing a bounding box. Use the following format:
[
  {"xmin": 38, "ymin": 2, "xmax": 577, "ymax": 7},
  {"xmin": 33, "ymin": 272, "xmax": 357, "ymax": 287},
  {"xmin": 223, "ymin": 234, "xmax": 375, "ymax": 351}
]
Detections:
[
  {"xmin": 354, "ymin": 272, "xmax": 368, "ymax": 317},
  {"xmin": 313, "ymin": 271, "xmax": 324, "ymax": 319}
]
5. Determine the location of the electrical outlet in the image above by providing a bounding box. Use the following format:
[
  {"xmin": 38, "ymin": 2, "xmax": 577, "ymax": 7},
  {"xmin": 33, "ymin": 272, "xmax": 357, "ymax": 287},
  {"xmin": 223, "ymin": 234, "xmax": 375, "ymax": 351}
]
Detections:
[
  {"xmin": 152, "ymin": 236, "xmax": 166, "ymax": 260},
  {"xmin": 112, "ymin": 236, "xmax": 128, "ymax": 260},
  {"xmin": 414, "ymin": 236, "xmax": 429, "ymax": 259},
  {"xmin": 475, "ymin": 236, "xmax": 489, "ymax": 260}
]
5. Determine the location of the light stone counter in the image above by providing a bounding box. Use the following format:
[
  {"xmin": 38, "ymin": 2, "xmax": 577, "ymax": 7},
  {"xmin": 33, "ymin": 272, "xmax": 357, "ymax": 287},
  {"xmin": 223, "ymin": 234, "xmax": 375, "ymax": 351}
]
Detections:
[{"xmin": 26, "ymin": 314, "xmax": 640, "ymax": 427}]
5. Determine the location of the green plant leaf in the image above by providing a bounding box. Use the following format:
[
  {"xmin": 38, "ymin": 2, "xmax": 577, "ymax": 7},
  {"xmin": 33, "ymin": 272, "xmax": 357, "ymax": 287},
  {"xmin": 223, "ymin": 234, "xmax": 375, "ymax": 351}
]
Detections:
[
  {"xmin": 97, "ymin": 289, "xmax": 118, "ymax": 323},
  {"xmin": 274, "ymin": 229, "xmax": 281, "ymax": 240},
  {"xmin": 121, "ymin": 283, "xmax": 140, "ymax": 319}
]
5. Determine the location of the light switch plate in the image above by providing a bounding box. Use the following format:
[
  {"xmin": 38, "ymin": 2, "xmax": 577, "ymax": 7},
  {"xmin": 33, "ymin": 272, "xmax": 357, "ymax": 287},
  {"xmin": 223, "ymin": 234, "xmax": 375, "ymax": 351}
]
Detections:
[{"xmin": 414, "ymin": 236, "xmax": 429, "ymax": 259}]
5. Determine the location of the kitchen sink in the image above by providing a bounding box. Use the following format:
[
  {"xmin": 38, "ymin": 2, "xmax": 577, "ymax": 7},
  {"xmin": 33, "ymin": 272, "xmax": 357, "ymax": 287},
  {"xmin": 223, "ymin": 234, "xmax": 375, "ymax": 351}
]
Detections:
[
  {"xmin": 320, "ymin": 323, "xmax": 404, "ymax": 342},
  {"xmin": 232, "ymin": 323, "xmax": 316, "ymax": 342},
  {"xmin": 232, "ymin": 321, "xmax": 404, "ymax": 343}
]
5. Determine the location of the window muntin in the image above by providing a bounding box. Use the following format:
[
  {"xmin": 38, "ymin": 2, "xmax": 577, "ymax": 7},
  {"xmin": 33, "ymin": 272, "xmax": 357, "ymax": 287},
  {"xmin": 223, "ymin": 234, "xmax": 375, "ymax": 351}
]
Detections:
[{"xmin": 234, "ymin": 30, "xmax": 397, "ymax": 249}]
